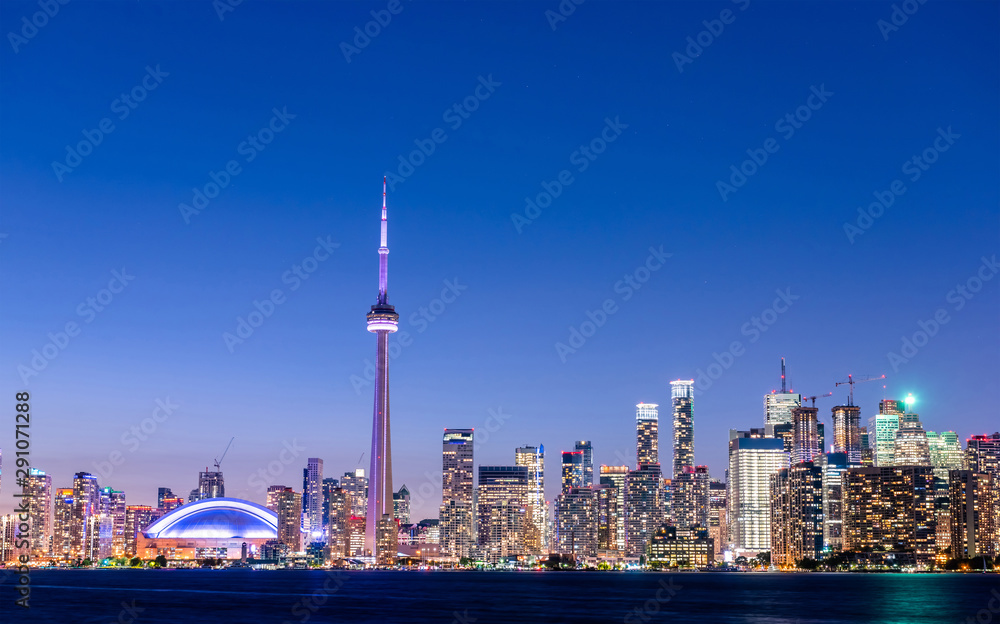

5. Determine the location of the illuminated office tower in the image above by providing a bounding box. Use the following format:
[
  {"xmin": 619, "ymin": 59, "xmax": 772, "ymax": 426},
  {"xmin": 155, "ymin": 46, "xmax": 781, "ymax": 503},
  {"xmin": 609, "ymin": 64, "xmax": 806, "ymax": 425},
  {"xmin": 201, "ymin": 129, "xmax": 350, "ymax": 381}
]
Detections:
[
  {"xmin": 364, "ymin": 180, "xmax": 400, "ymax": 566},
  {"xmin": 554, "ymin": 487, "xmax": 598, "ymax": 557},
  {"xmin": 24, "ymin": 468, "xmax": 52, "ymax": 557},
  {"xmin": 819, "ymin": 452, "xmax": 848, "ymax": 553},
  {"xmin": 321, "ymin": 477, "xmax": 339, "ymax": 534},
  {"xmin": 949, "ymin": 470, "xmax": 997, "ymax": 559},
  {"xmin": 708, "ymin": 480, "xmax": 727, "ymax": 561},
  {"xmin": 624, "ymin": 463, "xmax": 662, "ymax": 556},
  {"xmin": 831, "ymin": 404, "xmax": 862, "ymax": 465},
  {"xmin": 966, "ymin": 433, "xmax": 1000, "ymax": 475},
  {"xmin": 859, "ymin": 427, "xmax": 874, "ymax": 466},
  {"xmin": 671, "ymin": 380, "xmax": 695, "ymax": 478},
  {"xmin": 574, "ymin": 440, "xmax": 594, "ymax": 485},
  {"xmin": 274, "ymin": 487, "xmax": 303, "ymax": 553},
  {"xmin": 599, "ymin": 466, "xmax": 628, "ymax": 553},
  {"xmin": 791, "ymin": 406, "xmax": 821, "ymax": 465},
  {"xmin": 124, "ymin": 505, "xmax": 154, "ymax": 557},
  {"xmin": 596, "ymin": 483, "xmax": 619, "ymax": 553},
  {"xmin": 393, "ymin": 485, "xmax": 410, "ymax": 525},
  {"xmin": 844, "ymin": 466, "xmax": 936, "ymax": 566},
  {"xmin": 671, "ymin": 465, "xmax": 710, "ymax": 529},
  {"xmin": 440, "ymin": 429, "xmax": 474, "ymax": 559},
  {"xmin": 635, "ymin": 403, "xmax": 659, "ymax": 466},
  {"xmin": 515, "ymin": 445, "xmax": 546, "ymax": 550},
  {"xmin": 198, "ymin": 469, "xmax": 224, "ymax": 500},
  {"xmin": 341, "ymin": 469, "xmax": 369, "ymax": 517},
  {"xmin": 764, "ymin": 359, "xmax": 802, "ymax": 427},
  {"xmin": 71, "ymin": 472, "xmax": 100, "ymax": 560},
  {"xmin": 302, "ymin": 457, "xmax": 324, "ymax": 539},
  {"xmin": 266, "ymin": 485, "xmax": 288, "ymax": 513},
  {"xmin": 927, "ymin": 431, "xmax": 963, "ymax": 494},
  {"xmin": 727, "ymin": 429, "xmax": 788, "ymax": 557},
  {"xmin": 347, "ymin": 517, "xmax": 366, "ymax": 556},
  {"xmin": 561, "ymin": 451, "xmax": 585, "ymax": 491},
  {"xmin": 894, "ymin": 413, "xmax": 931, "ymax": 467},
  {"xmin": 53, "ymin": 488, "xmax": 74, "ymax": 560},
  {"xmin": 327, "ymin": 487, "xmax": 349, "ymax": 558},
  {"xmin": 476, "ymin": 466, "xmax": 529, "ymax": 562},
  {"xmin": 101, "ymin": 487, "xmax": 127, "ymax": 558},
  {"xmin": 770, "ymin": 461, "xmax": 823, "ymax": 567},
  {"xmin": 869, "ymin": 400, "xmax": 903, "ymax": 467}
]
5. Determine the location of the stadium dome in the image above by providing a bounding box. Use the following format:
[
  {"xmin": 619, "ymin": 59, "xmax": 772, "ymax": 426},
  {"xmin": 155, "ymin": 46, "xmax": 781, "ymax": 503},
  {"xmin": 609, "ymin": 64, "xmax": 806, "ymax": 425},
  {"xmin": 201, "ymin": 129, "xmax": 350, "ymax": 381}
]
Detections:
[{"xmin": 143, "ymin": 497, "xmax": 278, "ymax": 539}]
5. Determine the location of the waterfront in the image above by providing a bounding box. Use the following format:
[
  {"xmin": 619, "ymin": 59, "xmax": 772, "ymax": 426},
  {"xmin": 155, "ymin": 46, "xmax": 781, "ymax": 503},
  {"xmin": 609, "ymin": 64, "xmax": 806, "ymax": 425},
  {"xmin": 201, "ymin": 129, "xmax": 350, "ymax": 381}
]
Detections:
[{"xmin": 2, "ymin": 570, "xmax": 995, "ymax": 623}]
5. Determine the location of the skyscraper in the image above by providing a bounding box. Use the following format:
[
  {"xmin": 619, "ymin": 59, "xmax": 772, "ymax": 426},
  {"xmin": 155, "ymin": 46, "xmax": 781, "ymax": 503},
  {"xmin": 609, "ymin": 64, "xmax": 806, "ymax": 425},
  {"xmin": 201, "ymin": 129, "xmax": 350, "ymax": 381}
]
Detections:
[
  {"xmin": 672, "ymin": 465, "xmax": 710, "ymax": 529},
  {"xmin": 327, "ymin": 487, "xmax": 349, "ymax": 558},
  {"xmin": 24, "ymin": 468, "xmax": 52, "ymax": 557},
  {"xmin": 894, "ymin": 412, "xmax": 931, "ymax": 467},
  {"xmin": 966, "ymin": 433, "xmax": 1000, "ymax": 475},
  {"xmin": 927, "ymin": 431, "xmax": 963, "ymax": 494},
  {"xmin": 124, "ymin": 505, "xmax": 154, "ymax": 557},
  {"xmin": 198, "ymin": 470, "xmax": 224, "ymax": 500},
  {"xmin": 561, "ymin": 451, "xmax": 585, "ymax": 491},
  {"xmin": 770, "ymin": 461, "xmax": 823, "ymax": 567},
  {"xmin": 515, "ymin": 445, "xmax": 546, "ymax": 550},
  {"xmin": 53, "ymin": 488, "xmax": 73, "ymax": 560},
  {"xmin": 635, "ymin": 402, "xmax": 658, "ymax": 466},
  {"xmin": 869, "ymin": 399, "xmax": 904, "ymax": 467},
  {"xmin": 671, "ymin": 380, "xmax": 695, "ymax": 479},
  {"xmin": 274, "ymin": 487, "xmax": 303, "ymax": 553},
  {"xmin": 365, "ymin": 179, "xmax": 400, "ymax": 565},
  {"xmin": 791, "ymin": 406, "xmax": 820, "ymax": 464},
  {"xmin": 554, "ymin": 487, "xmax": 598, "ymax": 556},
  {"xmin": 764, "ymin": 359, "xmax": 802, "ymax": 427},
  {"xmin": 156, "ymin": 487, "xmax": 175, "ymax": 510},
  {"xmin": 476, "ymin": 465, "xmax": 529, "ymax": 562},
  {"xmin": 624, "ymin": 463, "xmax": 662, "ymax": 556},
  {"xmin": 819, "ymin": 452, "xmax": 849, "ymax": 553},
  {"xmin": 71, "ymin": 472, "xmax": 100, "ymax": 560},
  {"xmin": 441, "ymin": 429, "xmax": 475, "ymax": 559},
  {"xmin": 101, "ymin": 487, "xmax": 127, "ymax": 558},
  {"xmin": 302, "ymin": 457, "xmax": 324, "ymax": 539},
  {"xmin": 727, "ymin": 429, "xmax": 788, "ymax": 557},
  {"xmin": 831, "ymin": 404, "xmax": 862, "ymax": 465},
  {"xmin": 949, "ymin": 470, "xmax": 997, "ymax": 559},
  {"xmin": 708, "ymin": 479, "xmax": 727, "ymax": 561},
  {"xmin": 574, "ymin": 440, "xmax": 594, "ymax": 486},
  {"xmin": 599, "ymin": 465, "xmax": 628, "ymax": 553},
  {"xmin": 341, "ymin": 469, "xmax": 368, "ymax": 517},
  {"xmin": 321, "ymin": 477, "xmax": 339, "ymax": 533}
]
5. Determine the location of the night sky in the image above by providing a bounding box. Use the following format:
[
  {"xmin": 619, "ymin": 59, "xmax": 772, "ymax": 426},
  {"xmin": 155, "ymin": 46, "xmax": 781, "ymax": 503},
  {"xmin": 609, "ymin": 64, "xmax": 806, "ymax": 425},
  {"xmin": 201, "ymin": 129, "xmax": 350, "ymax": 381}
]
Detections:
[{"xmin": 1, "ymin": 0, "xmax": 997, "ymax": 521}]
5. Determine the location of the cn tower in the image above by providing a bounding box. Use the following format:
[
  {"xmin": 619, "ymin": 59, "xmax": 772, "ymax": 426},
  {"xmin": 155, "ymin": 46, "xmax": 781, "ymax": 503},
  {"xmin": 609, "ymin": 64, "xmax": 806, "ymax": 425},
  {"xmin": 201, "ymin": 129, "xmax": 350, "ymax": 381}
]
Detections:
[{"xmin": 364, "ymin": 178, "xmax": 399, "ymax": 564}]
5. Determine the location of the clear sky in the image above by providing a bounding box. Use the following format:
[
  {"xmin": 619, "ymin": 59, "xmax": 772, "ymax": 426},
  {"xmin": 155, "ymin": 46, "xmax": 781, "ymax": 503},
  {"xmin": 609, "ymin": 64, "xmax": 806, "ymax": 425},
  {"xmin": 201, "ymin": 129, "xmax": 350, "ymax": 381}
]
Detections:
[{"xmin": 1, "ymin": 0, "xmax": 997, "ymax": 521}]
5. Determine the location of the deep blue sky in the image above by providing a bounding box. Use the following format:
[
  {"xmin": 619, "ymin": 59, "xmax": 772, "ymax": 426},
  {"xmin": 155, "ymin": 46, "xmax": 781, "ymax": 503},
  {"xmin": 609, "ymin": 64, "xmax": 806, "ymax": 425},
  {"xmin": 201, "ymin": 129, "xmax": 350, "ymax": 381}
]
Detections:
[{"xmin": 1, "ymin": 1, "xmax": 997, "ymax": 520}]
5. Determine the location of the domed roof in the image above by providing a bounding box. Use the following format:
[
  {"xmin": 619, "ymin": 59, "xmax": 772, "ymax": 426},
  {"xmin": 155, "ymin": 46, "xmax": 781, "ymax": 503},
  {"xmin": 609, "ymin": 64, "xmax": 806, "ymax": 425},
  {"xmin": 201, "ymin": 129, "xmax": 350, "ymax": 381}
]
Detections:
[{"xmin": 143, "ymin": 497, "xmax": 278, "ymax": 539}]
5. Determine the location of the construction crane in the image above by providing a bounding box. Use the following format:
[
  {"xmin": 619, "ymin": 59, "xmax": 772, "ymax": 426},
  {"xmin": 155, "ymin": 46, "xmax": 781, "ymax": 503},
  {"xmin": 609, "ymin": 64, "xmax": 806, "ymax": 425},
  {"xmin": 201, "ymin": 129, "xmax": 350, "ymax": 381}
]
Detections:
[
  {"xmin": 803, "ymin": 392, "xmax": 833, "ymax": 408},
  {"xmin": 214, "ymin": 437, "xmax": 235, "ymax": 472},
  {"xmin": 835, "ymin": 374, "xmax": 886, "ymax": 406}
]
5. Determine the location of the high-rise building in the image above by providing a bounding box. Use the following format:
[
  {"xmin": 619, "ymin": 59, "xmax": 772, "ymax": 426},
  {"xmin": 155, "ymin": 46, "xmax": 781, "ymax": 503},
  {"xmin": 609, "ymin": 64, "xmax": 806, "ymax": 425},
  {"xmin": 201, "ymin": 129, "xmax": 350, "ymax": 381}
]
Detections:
[
  {"xmin": 124, "ymin": 505, "xmax": 154, "ymax": 557},
  {"xmin": 791, "ymin": 406, "xmax": 820, "ymax": 465},
  {"xmin": 966, "ymin": 433, "xmax": 1000, "ymax": 475},
  {"xmin": 819, "ymin": 452, "xmax": 848, "ymax": 554},
  {"xmin": 274, "ymin": 487, "xmax": 303, "ymax": 553},
  {"xmin": 561, "ymin": 451, "xmax": 585, "ymax": 492},
  {"xmin": 869, "ymin": 415, "xmax": 900, "ymax": 467},
  {"xmin": 671, "ymin": 465, "xmax": 710, "ymax": 529},
  {"xmin": 365, "ymin": 180, "xmax": 400, "ymax": 566},
  {"xmin": 393, "ymin": 485, "xmax": 410, "ymax": 525},
  {"xmin": 859, "ymin": 427, "xmax": 874, "ymax": 466},
  {"xmin": 101, "ymin": 487, "xmax": 127, "ymax": 558},
  {"xmin": 327, "ymin": 487, "xmax": 349, "ymax": 558},
  {"xmin": 764, "ymin": 359, "xmax": 802, "ymax": 427},
  {"xmin": 24, "ymin": 468, "xmax": 52, "ymax": 557},
  {"xmin": 844, "ymin": 466, "xmax": 936, "ymax": 566},
  {"xmin": 708, "ymin": 480, "xmax": 727, "ymax": 561},
  {"xmin": 1, "ymin": 514, "xmax": 29, "ymax": 564},
  {"xmin": 647, "ymin": 525, "xmax": 713, "ymax": 568},
  {"xmin": 624, "ymin": 463, "xmax": 662, "ymax": 556},
  {"xmin": 599, "ymin": 465, "xmax": 628, "ymax": 553},
  {"xmin": 554, "ymin": 487, "xmax": 598, "ymax": 557},
  {"xmin": 574, "ymin": 440, "xmax": 594, "ymax": 486},
  {"xmin": 635, "ymin": 403, "xmax": 659, "ymax": 466},
  {"xmin": 53, "ymin": 488, "xmax": 74, "ymax": 560},
  {"xmin": 71, "ymin": 472, "xmax": 100, "ymax": 561},
  {"xmin": 515, "ymin": 445, "xmax": 546, "ymax": 550},
  {"xmin": 302, "ymin": 458, "xmax": 324, "ymax": 539},
  {"xmin": 341, "ymin": 469, "xmax": 368, "ymax": 517},
  {"xmin": 770, "ymin": 461, "xmax": 823, "ymax": 567},
  {"xmin": 831, "ymin": 405, "xmax": 862, "ymax": 465},
  {"xmin": 596, "ymin": 483, "xmax": 620, "ymax": 554},
  {"xmin": 727, "ymin": 429, "xmax": 788, "ymax": 557},
  {"xmin": 949, "ymin": 470, "xmax": 997, "ymax": 559},
  {"xmin": 927, "ymin": 431, "xmax": 963, "ymax": 494},
  {"xmin": 894, "ymin": 413, "xmax": 931, "ymax": 467},
  {"xmin": 321, "ymin": 477, "xmax": 339, "ymax": 534},
  {"xmin": 156, "ymin": 487, "xmax": 175, "ymax": 510},
  {"xmin": 198, "ymin": 470, "xmax": 224, "ymax": 500},
  {"xmin": 671, "ymin": 380, "xmax": 695, "ymax": 479},
  {"xmin": 476, "ymin": 466, "xmax": 529, "ymax": 562},
  {"xmin": 440, "ymin": 429, "xmax": 474, "ymax": 559}
]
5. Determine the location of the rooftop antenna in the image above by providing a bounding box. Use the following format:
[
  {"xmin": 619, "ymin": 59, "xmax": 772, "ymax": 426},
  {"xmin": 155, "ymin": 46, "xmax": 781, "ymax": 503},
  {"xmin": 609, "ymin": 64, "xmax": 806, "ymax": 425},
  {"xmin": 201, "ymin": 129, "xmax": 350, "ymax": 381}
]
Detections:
[{"xmin": 781, "ymin": 358, "xmax": 787, "ymax": 393}]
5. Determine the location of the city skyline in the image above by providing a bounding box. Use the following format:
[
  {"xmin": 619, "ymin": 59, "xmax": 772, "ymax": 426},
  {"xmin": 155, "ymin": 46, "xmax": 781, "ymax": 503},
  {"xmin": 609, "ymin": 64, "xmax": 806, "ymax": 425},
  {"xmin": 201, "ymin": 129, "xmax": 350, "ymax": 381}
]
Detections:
[{"xmin": 1, "ymin": 1, "xmax": 998, "ymax": 527}]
